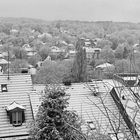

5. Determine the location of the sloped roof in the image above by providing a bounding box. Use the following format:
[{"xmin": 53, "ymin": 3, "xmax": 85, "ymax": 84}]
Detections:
[
  {"xmin": 83, "ymin": 47, "xmax": 101, "ymax": 53},
  {"xmin": 66, "ymin": 81, "xmax": 128, "ymax": 134},
  {"xmin": 32, "ymin": 80, "xmax": 129, "ymax": 135},
  {"xmin": 27, "ymin": 52, "xmax": 37, "ymax": 56},
  {"xmin": 96, "ymin": 63, "xmax": 114, "ymax": 69},
  {"xmin": 69, "ymin": 50, "xmax": 76, "ymax": 54},
  {"xmin": 2, "ymin": 52, "xmax": 8, "ymax": 57},
  {"xmin": 0, "ymin": 74, "xmax": 34, "ymax": 139},
  {"xmin": 38, "ymin": 32, "xmax": 52, "ymax": 38},
  {"xmin": 113, "ymin": 86, "xmax": 140, "ymax": 136},
  {"xmin": 6, "ymin": 101, "xmax": 25, "ymax": 111},
  {"xmin": 22, "ymin": 44, "xmax": 31, "ymax": 49},
  {"xmin": 0, "ymin": 59, "xmax": 9, "ymax": 64}
]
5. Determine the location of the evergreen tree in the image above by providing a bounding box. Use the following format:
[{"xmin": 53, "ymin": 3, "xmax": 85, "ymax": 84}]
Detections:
[
  {"xmin": 123, "ymin": 47, "xmax": 129, "ymax": 59},
  {"xmin": 71, "ymin": 39, "xmax": 87, "ymax": 82},
  {"xmin": 29, "ymin": 86, "xmax": 85, "ymax": 140}
]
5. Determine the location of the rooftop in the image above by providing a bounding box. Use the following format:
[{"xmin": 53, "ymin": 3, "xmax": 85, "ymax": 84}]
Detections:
[
  {"xmin": 33, "ymin": 80, "xmax": 129, "ymax": 136},
  {"xmin": 6, "ymin": 101, "xmax": 25, "ymax": 111},
  {"xmin": 0, "ymin": 74, "xmax": 35, "ymax": 139}
]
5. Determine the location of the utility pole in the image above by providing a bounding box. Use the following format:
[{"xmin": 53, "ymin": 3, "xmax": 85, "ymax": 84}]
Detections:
[{"xmin": 8, "ymin": 50, "xmax": 9, "ymax": 80}]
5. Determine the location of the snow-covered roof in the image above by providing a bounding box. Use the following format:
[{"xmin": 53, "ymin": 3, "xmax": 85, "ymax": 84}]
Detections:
[
  {"xmin": 27, "ymin": 52, "xmax": 37, "ymax": 56},
  {"xmin": 0, "ymin": 59, "xmax": 9, "ymax": 64},
  {"xmin": 32, "ymin": 80, "xmax": 128, "ymax": 135},
  {"xmin": 0, "ymin": 53, "xmax": 4, "ymax": 58},
  {"xmin": 83, "ymin": 47, "xmax": 101, "ymax": 53},
  {"xmin": 69, "ymin": 50, "xmax": 76, "ymax": 54},
  {"xmin": 6, "ymin": 101, "xmax": 25, "ymax": 111},
  {"xmin": 38, "ymin": 32, "xmax": 52, "ymax": 38},
  {"xmin": 2, "ymin": 52, "xmax": 8, "ymax": 57},
  {"xmin": 96, "ymin": 63, "xmax": 114, "ymax": 69},
  {"xmin": 22, "ymin": 44, "xmax": 33, "ymax": 52},
  {"xmin": 10, "ymin": 29, "xmax": 18, "ymax": 33}
]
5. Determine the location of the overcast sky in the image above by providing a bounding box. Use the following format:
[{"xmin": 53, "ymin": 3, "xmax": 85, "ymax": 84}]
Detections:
[{"xmin": 0, "ymin": 0, "xmax": 140, "ymax": 22}]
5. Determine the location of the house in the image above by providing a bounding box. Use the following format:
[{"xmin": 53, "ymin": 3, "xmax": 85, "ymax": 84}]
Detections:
[
  {"xmin": 83, "ymin": 47, "xmax": 101, "ymax": 61},
  {"xmin": 77, "ymin": 38, "xmax": 97, "ymax": 48},
  {"xmin": 83, "ymin": 47, "xmax": 95, "ymax": 61},
  {"xmin": 107, "ymin": 79, "xmax": 140, "ymax": 138},
  {"xmin": 0, "ymin": 58, "xmax": 10, "ymax": 72},
  {"xmin": 93, "ymin": 48, "xmax": 102, "ymax": 59},
  {"xmin": 22, "ymin": 44, "xmax": 32, "ymax": 52},
  {"xmin": 22, "ymin": 44, "xmax": 36, "ymax": 57},
  {"xmin": 50, "ymin": 46, "xmax": 65, "ymax": 56},
  {"xmin": 26, "ymin": 52, "xmax": 37, "ymax": 57},
  {"xmin": 65, "ymin": 81, "xmax": 127, "ymax": 134},
  {"xmin": 38, "ymin": 32, "xmax": 52, "ymax": 38},
  {"xmin": 33, "ymin": 79, "xmax": 139, "ymax": 139},
  {"xmin": 44, "ymin": 55, "xmax": 51, "ymax": 61},
  {"xmin": 0, "ymin": 74, "xmax": 37, "ymax": 139},
  {"xmin": 10, "ymin": 29, "xmax": 19, "ymax": 35},
  {"xmin": 36, "ymin": 61, "xmax": 43, "ymax": 68},
  {"xmin": 59, "ymin": 40, "xmax": 68, "ymax": 46},
  {"xmin": 84, "ymin": 38, "xmax": 97, "ymax": 47},
  {"xmin": 68, "ymin": 50, "xmax": 76, "ymax": 59},
  {"xmin": 68, "ymin": 43, "xmax": 75, "ymax": 49},
  {"xmin": 28, "ymin": 65, "xmax": 37, "ymax": 76},
  {"xmin": 2, "ymin": 52, "xmax": 8, "ymax": 57},
  {"xmin": 95, "ymin": 63, "xmax": 115, "ymax": 79},
  {"xmin": 114, "ymin": 73, "xmax": 138, "ymax": 87}
]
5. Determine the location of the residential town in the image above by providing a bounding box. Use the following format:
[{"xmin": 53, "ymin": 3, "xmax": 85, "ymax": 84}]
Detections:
[{"xmin": 0, "ymin": 17, "xmax": 140, "ymax": 140}]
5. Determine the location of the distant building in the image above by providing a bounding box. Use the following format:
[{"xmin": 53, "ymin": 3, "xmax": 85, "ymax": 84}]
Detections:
[
  {"xmin": 68, "ymin": 50, "xmax": 76, "ymax": 59},
  {"xmin": 44, "ymin": 55, "xmax": 51, "ymax": 61},
  {"xmin": 36, "ymin": 61, "xmax": 43, "ymax": 68},
  {"xmin": 114, "ymin": 73, "xmax": 139, "ymax": 87},
  {"xmin": 95, "ymin": 62, "xmax": 115, "ymax": 79},
  {"xmin": 50, "ymin": 46, "xmax": 65, "ymax": 56},
  {"xmin": 26, "ymin": 51, "xmax": 37, "ymax": 57},
  {"xmin": 68, "ymin": 47, "xmax": 101, "ymax": 60},
  {"xmin": 133, "ymin": 43, "xmax": 140, "ymax": 53},
  {"xmin": 83, "ymin": 47, "xmax": 101, "ymax": 61},
  {"xmin": 84, "ymin": 38, "xmax": 97, "ymax": 47},
  {"xmin": 0, "ymin": 58, "xmax": 10, "ymax": 72},
  {"xmin": 38, "ymin": 32, "xmax": 52, "ymax": 38},
  {"xmin": 10, "ymin": 29, "xmax": 19, "ymax": 35},
  {"xmin": 22, "ymin": 44, "xmax": 36, "ymax": 57}
]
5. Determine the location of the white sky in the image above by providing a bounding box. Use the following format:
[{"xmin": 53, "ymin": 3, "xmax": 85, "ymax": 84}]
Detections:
[{"xmin": 0, "ymin": 0, "xmax": 140, "ymax": 22}]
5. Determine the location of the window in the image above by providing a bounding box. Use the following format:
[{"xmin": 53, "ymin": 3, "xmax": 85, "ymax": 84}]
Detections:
[
  {"xmin": 6, "ymin": 102, "xmax": 25, "ymax": 126},
  {"xmin": 87, "ymin": 121, "xmax": 96, "ymax": 130},
  {"xmin": 9, "ymin": 110, "xmax": 25, "ymax": 126},
  {"xmin": 1, "ymin": 84, "xmax": 8, "ymax": 92},
  {"xmin": 12, "ymin": 111, "xmax": 22, "ymax": 126}
]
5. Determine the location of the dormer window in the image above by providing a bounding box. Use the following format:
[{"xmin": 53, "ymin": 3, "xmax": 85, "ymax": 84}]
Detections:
[
  {"xmin": 12, "ymin": 111, "xmax": 23, "ymax": 126},
  {"xmin": 6, "ymin": 102, "xmax": 25, "ymax": 126},
  {"xmin": 1, "ymin": 84, "xmax": 7, "ymax": 92}
]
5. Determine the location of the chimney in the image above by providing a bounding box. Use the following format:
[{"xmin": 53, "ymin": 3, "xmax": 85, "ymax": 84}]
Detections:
[{"xmin": 21, "ymin": 68, "xmax": 28, "ymax": 74}]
